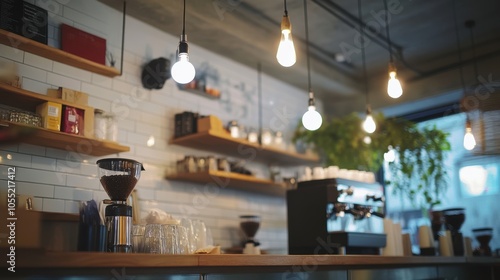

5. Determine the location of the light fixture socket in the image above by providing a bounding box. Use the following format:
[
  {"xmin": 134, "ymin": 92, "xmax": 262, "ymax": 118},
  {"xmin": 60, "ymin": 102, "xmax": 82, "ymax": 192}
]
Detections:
[
  {"xmin": 366, "ymin": 105, "xmax": 372, "ymax": 115},
  {"xmin": 308, "ymin": 91, "xmax": 315, "ymax": 106},
  {"xmin": 281, "ymin": 15, "xmax": 291, "ymax": 31},
  {"xmin": 465, "ymin": 117, "xmax": 472, "ymax": 129},
  {"xmin": 388, "ymin": 62, "xmax": 397, "ymax": 73},
  {"xmin": 178, "ymin": 39, "xmax": 188, "ymax": 54}
]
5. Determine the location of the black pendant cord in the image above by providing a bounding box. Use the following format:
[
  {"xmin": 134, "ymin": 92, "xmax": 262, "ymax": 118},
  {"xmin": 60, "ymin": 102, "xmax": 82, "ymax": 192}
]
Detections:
[
  {"xmin": 119, "ymin": 0, "xmax": 126, "ymax": 75},
  {"xmin": 258, "ymin": 62, "xmax": 263, "ymax": 144},
  {"xmin": 284, "ymin": 0, "xmax": 288, "ymax": 16},
  {"xmin": 382, "ymin": 0, "xmax": 393, "ymax": 63},
  {"xmin": 182, "ymin": 0, "xmax": 186, "ymax": 37},
  {"xmin": 452, "ymin": 0, "xmax": 467, "ymax": 95},
  {"xmin": 358, "ymin": 0, "xmax": 369, "ymax": 106},
  {"xmin": 466, "ymin": 21, "xmax": 479, "ymax": 82},
  {"xmin": 303, "ymin": 0, "xmax": 312, "ymax": 94}
]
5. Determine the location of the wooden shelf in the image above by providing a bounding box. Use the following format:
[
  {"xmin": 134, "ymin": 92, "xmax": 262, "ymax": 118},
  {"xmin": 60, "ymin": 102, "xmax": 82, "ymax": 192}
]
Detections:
[
  {"xmin": 1, "ymin": 121, "xmax": 129, "ymax": 156},
  {"xmin": 0, "ymin": 83, "xmax": 93, "ymax": 112},
  {"xmin": 166, "ymin": 170, "xmax": 286, "ymax": 196},
  {"xmin": 0, "ymin": 84, "xmax": 130, "ymax": 156},
  {"xmin": 0, "ymin": 29, "xmax": 120, "ymax": 77},
  {"xmin": 178, "ymin": 86, "xmax": 220, "ymax": 100},
  {"xmin": 170, "ymin": 130, "xmax": 319, "ymax": 166}
]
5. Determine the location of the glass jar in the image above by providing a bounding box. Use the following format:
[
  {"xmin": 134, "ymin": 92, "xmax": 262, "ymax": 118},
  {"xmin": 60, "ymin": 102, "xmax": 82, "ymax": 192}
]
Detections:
[
  {"xmin": 228, "ymin": 120, "xmax": 239, "ymax": 138},
  {"xmin": 261, "ymin": 129, "xmax": 273, "ymax": 146},
  {"xmin": 106, "ymin": 114, "xmax": 118, "ymax": 142},
  {"xmin": 274, "ymin": 131, "xmax": 285, "ymax": 149},
  {"xmin": 247, "ymin": 128, "xmax": 258, "ymax": 143},
  {"xmin": 94, "ymin": 109, "xmax": 107, "ymax": 140},
  {"xmin": 207, "ymin": 156, "xmax": 217, "ymax": 171},
  {"xmin": 196, "ymin": 157, "xmax": 208, "ymax": 172},
  {"xmin": 184, "ymin": 156, "xmax": 197, "ymax": 173}
]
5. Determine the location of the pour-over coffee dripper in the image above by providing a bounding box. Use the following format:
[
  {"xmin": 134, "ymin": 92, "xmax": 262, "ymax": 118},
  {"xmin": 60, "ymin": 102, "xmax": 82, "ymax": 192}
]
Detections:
[
  {"xmin": 472, "ymin": 227, "xmax": 493, "ymax": 256},
  {"xmin": 96, "ymin": 158, "xmax": 144, "ymax": 253},
  {"xmin": 97, "ymin": 158, "xmax": 144, "ymax": 202}
]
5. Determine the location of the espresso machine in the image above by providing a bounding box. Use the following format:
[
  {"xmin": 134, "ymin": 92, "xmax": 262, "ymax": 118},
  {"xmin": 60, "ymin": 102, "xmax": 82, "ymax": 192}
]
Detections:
[
  {"xmin": 96, "ymin": 158, "xmax": 144, "ymax": 253},
  {"xmin": 287, "ymin": 178, "xmax": 386, "ymax": 255}
]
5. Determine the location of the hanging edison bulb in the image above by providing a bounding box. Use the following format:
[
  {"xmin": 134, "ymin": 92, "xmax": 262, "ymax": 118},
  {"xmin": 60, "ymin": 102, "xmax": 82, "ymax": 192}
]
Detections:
[
  {"xmin": 362, "ymin": 105, "xmax": 376, "ymax": 133},
  {"xmin": 171, "ymin": 48, "xmax": 195, "ymax": 84},
  {"xmin": 463, "ymin": 117, "xmax": 476, "ymax": 150},
  {"xmin": 302, "ymin": 92, "xmax": 322, "ymax": 131},
  {"xmin": 171, "ymin": 0, "xmax": 195, "ymax": 84},
  {"xmin": 276, "ymin": 12, "xmax": 296, "ymax": 67},
  {"xmin": 387, "ymin": 62, "xmax": 403, "ymax": 99}
]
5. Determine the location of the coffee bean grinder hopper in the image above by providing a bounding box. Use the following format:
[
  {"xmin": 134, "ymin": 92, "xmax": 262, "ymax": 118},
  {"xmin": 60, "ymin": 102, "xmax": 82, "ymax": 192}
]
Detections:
[{"xmin": 96, "ymin": 158, "xmax": 145, "ymax": 253}]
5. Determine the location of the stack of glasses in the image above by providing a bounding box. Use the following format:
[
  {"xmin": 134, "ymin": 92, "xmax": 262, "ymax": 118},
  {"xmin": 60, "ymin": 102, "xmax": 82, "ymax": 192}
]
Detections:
[{"xmin": 132, "ymin": 218, "xmax": 213, "ymax": 254}]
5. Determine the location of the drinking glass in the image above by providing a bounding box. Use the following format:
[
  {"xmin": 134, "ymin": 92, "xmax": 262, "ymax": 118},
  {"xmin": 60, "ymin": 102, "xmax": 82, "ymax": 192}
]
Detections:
[
  {"xmin": 180, "ymin": 218, "xmax": 197, "ymax": 253},
  {"xmin": 132, "ymin": 224, "xmax": 145, "ymax": 253},
  {"xmin": 177, "ymin": 225, "xmax": 191, "ymax": 254},
  {"xmin": 192, "ymin": 219, "xmax": 207, "ymax": 250},
  {"xmin": 162, "ymin": 224, "xmax": 180, "ymax": 255},
  {"xmin": 143, "ymin": 224, "xmax": 166, "ymax": 254}
]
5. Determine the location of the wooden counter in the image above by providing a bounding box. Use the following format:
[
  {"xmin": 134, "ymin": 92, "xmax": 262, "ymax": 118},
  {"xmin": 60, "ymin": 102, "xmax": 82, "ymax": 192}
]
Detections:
[{"xmin": 2, "ymin": 250, "xmax": 498, "ymax": 278}]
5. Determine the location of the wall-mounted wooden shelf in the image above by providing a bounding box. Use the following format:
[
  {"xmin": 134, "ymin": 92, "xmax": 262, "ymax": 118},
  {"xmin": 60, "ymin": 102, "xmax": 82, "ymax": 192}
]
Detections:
[
  {"xmin": 177, "ymin": 84, "xmax": 220, "ymax": 100},
  {"xmin": 0, "ymin": 83, "xmax": 130, "ymax": 156},
  {"xmin": 169, "ymin": 130, "xmax": 319, "ymax": 166},
  {"xmin": 0, "ymin": 121, "xmax": 129, "ymax": 156},
  {"xmin": 0, "ymin": 29, "xmax": 120, "ymax": 77},
  {"xmin": 166, "ymin": 170, "xmax": 286, "ymax": 196}
]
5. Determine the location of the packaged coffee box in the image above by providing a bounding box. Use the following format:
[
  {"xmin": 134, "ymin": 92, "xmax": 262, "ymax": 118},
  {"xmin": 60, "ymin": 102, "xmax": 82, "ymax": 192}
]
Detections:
[{"xmin": 36, "ymin": 102, "xmax": 61, "ymax": 131}]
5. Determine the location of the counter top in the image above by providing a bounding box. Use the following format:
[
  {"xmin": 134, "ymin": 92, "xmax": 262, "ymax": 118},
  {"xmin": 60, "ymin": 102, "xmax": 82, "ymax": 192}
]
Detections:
[
  {"xmin": 5, "ymin": 250, "xmax": 499, "ymax": 269},
  {"xmin": 3, "ymin": 251, "xmax": 499, "ymax": 278}
]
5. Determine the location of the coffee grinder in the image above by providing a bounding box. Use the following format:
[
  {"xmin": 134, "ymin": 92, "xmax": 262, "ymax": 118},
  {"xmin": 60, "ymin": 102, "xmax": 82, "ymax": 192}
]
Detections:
[
  {"xmin": 442, "ymin": 208, "xmax": 465, "ymax": 256},
  {"xmin": 240, "ymin": 215, "xmax": 261, "ymax": 254},
  {"xmin": 96, "ymin": 158, "xmax": 144, "ymax": 253}
]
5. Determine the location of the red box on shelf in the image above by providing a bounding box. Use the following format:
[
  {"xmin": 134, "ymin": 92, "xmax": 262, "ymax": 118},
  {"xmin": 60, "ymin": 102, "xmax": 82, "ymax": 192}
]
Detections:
[
  {"xmin": 61, "ymin": 24, "xmax": 106, "ymax": 65},
  {"xmin": 61, "ymin": 105, "xmax": 84, "ymax": 136}
]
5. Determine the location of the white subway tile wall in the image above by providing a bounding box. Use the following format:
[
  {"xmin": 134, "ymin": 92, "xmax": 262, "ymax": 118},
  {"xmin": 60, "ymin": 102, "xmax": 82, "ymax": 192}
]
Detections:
[{"xmin": 0, "ymin": 0, "xmax": 324, "ymax": 252}]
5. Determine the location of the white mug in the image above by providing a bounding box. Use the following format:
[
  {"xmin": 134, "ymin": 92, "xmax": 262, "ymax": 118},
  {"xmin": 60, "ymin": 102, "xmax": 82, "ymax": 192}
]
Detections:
[{"xmin": 313, "ymin": 167, "xmax": 325, "ymax": 180}]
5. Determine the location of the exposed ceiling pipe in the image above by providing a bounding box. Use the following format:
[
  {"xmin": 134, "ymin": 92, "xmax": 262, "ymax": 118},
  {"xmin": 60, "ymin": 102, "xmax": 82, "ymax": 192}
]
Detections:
[
  {"xmin": 407, "ymin": 48, "xmax": 500, "ymax": 82},
  {"xmin": 312, "ymin": 0, "xmax": 425, "ymax": 75}
]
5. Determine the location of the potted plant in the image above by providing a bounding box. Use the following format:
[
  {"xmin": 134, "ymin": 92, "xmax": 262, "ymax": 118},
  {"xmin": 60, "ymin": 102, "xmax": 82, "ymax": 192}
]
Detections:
[{"xmin": 293, "ymin": 112, "xmax": 451, "ymax": 212}]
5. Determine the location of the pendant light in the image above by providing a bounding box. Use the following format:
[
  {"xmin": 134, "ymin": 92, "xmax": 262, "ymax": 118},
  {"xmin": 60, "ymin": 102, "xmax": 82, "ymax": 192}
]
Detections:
[
  {"xmin": 359, "ymin": 0, "xmax": 376, "ymax": 134},
  {"xmin": 171, "ymin": 0, "xmax": 196, "ymax": 84},
  {"xmin": 301, "ymin": 0, "xmax": 322, "ymax": 131},
  {"xmin": 463, "ymin": 20, "xmax": 479, "ymax": 150},
  {"xmin": 452, "ymin": 0, "xmax": 476, "ymax": 151},
  {"xmin": 463, "ymin": 117, "xmax": 476, "ymax": 150},
  {"xmin": 276, "ymin": 0, "xmax": 296, "ymax": 67},
  {"xmin": 382, "ymin": 0, "xmax": 402, "ymax": 99}
]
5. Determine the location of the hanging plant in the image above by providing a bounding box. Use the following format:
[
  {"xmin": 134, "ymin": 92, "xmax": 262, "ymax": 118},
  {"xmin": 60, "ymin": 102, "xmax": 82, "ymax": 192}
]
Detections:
[{"xmin": 293, "ymin": 112, "xmax": 451, "ymax": 211}]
